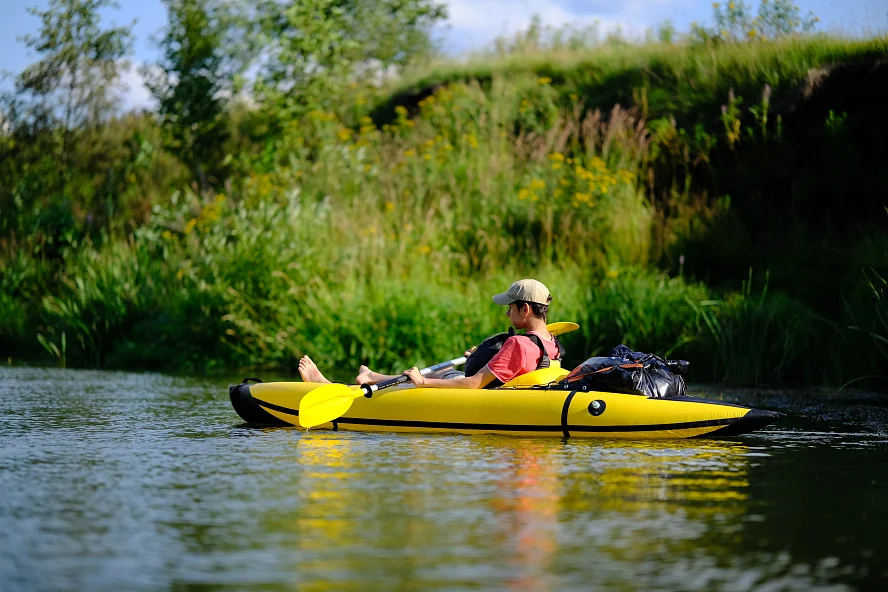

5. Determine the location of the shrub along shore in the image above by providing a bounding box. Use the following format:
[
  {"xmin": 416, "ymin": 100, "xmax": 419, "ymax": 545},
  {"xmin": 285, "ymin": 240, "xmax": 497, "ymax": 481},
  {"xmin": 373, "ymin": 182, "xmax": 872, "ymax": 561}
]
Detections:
[{"xmin": 1, "ymin": 31, "xmax": 887, "ymax": 387}]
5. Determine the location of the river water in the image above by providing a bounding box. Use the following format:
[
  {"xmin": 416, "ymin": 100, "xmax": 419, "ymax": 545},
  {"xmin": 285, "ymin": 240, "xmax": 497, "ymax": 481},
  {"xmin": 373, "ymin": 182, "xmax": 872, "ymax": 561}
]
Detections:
[{"xmin": 1, "ymin": 367, "xmax": 886, "ymax": 591}]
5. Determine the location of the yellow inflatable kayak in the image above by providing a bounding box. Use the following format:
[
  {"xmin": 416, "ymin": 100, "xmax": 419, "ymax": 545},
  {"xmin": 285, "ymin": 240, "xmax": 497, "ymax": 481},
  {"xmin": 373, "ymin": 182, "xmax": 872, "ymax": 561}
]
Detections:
[{"xmin": 229, "ymin": 367, "xmax": 784, "ymax": 439}]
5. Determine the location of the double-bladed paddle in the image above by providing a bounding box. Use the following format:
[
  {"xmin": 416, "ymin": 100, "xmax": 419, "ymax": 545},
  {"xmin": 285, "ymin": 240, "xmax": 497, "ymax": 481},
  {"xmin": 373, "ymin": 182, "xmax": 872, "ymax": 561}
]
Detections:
[{"xmin": 298, "ymin": 321, "xmax": 579, "ymax": 429}]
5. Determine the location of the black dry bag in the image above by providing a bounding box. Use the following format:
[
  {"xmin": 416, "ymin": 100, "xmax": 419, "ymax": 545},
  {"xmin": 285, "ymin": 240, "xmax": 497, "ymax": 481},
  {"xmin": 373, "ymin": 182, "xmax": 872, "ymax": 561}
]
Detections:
[{"xmin": 561, "ymin": 344, "xmax": 688, "ymax": 398}]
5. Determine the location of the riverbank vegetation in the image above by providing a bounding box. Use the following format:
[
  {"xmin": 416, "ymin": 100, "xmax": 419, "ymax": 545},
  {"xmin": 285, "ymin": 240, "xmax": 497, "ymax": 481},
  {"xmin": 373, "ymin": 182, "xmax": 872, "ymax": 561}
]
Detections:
[{"xmin": 1, "ymin": 0, "xmax": 886, "ymax": 387}]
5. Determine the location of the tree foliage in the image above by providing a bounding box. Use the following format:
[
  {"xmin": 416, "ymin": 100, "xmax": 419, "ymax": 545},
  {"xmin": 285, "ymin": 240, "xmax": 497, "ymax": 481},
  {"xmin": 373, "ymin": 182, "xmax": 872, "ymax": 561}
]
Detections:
[
  {"xmin": 247, "ymin": 0, "xmax": 447, "ymax": 119},
  {"xmin": 144, "ymin": 0, "xmax": 231, "ymax": 187},
  {"xmin": 0, "ymin": 0, "xmax": 135, "ymax": 251},
  {"xmin": 706, "ymin": 0, "xmax": 819, "ymax": 42},
  {"xmin": 14, "ymin": 0, "xmax": 133, "ymax": 144}
]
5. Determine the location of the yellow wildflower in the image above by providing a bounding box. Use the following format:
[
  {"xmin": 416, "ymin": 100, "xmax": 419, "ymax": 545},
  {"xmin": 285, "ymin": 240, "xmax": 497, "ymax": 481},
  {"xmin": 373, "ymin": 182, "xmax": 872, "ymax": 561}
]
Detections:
[
  {"xmin": 748, "ymin": 29, "xmax": 757, "ymax": 38},
  {"xmin": 518, "ymin": 188, "xmax": 531, "ymax": 200},
  {"xmin": 537, "ymin": 76, "xmax": 552, "ymax": 85},
  {"xmin": 551, "ymin": 163, "xmax": 562, "ymax": 170},
  {"xmin": 360, "ymin": 116, "xmax": 373, "ymax": 124},
  {"xmin": 184, "ymin": 218, "xmax": 197, "ymax": 235},
  {"xmin": 395, "ymin": 105, "xmax": 408, "ymax": 116},
  {"xmin": 418, "ymin": 245, "xmax": 432, "ymax": 255},
  {"xmin": 529, "ymin": 178, "xmax": 546, "ymax": 191},
  {"xmin": 404, "ymin": 149, "xmax": 416, "ymax": 158},
  {"xmin": 553, "ymin": 189, "xmax": 563, "ymax": 198},
  {"xmin": 423, "ymin": 153, "xmax": 432, "ymax": 161},
  {"xmin": 385, "ymin": 201, "xmax": 395, "ymax": 212},
  {"xmin": 161, "ymin": 230, "xmax": 171, "ymax": 240},
  {"xmin": 548, "ymin": 152, "xmax": 565, "ymax": 162},
  {"xmin": 337, "ymin": 128, "xmax": 352, "ymax": 142}
]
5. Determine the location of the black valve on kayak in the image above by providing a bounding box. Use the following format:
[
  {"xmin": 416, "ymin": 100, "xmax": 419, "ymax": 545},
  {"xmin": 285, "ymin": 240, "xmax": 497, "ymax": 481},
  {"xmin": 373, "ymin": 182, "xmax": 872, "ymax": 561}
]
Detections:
[{"xmin": 588, "ymin": 400, "xmax": 606, "ymax": 416}]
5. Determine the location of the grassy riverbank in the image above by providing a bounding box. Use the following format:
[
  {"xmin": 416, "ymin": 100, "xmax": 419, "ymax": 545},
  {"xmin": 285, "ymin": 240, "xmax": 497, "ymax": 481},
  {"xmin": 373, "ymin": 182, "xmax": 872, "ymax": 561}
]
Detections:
[{"xmin": 2, "ymin": 33, "xmax": 887, "ymax": 387}]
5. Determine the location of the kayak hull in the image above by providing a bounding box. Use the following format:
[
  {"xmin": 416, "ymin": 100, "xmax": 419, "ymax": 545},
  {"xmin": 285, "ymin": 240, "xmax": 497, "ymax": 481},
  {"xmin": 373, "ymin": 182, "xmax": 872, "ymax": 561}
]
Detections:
[{"xmin": 229, "ymin": 381, "xmax": 784, "ymax": 439}]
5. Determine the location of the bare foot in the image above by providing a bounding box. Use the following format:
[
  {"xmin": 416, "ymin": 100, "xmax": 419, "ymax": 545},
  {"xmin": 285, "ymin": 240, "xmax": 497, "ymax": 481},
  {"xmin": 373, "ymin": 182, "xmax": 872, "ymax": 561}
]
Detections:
[
  {"xmin": 298, "ymin": 356, "xmax": 331, "ymax": 384},
  {"xmin": 355, "ymin": 365, "xmax": 375, "ymax": 385}
]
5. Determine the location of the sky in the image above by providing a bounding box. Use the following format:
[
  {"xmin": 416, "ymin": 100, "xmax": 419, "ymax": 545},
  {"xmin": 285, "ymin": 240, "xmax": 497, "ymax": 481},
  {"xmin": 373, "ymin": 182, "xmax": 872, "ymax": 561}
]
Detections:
[{"xmin": 1, "ymin": 0, "xmax": 885, "ymax": 110}]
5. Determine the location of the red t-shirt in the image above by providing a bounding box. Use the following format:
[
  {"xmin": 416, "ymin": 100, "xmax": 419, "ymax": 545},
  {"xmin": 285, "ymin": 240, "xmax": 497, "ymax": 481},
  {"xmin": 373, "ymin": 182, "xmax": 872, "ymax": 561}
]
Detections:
[{"xmin": 486, "ymin": 331, "xmax": 560, "ymax": 384}]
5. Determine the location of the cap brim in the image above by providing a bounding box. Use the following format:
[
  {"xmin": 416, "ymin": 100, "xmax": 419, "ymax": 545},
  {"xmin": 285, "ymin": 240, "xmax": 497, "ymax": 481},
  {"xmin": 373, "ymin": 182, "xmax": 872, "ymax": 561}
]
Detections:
[{"xmin": 492, "ymin": 292, "xmax": 515, "ymax": 305}]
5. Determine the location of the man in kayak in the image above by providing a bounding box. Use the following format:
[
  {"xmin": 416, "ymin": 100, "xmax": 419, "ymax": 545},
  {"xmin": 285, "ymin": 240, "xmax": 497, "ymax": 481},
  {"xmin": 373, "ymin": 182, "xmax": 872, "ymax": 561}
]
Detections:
[{"xmin": 298, "ymin": 279, "xmax": 563, "ymax": 389}]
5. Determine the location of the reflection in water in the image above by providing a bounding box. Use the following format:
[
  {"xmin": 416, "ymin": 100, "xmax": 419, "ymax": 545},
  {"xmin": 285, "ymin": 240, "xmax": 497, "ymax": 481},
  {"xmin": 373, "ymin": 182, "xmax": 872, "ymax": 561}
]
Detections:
[
  {"xmin": 294, "ymin": 436, "xmax": 361, "ymax": 591},
  {"xmin": 262, "ymin": 434, "xmax": 755, "ymax": 591},
  {"xmin": 2, "ymin": 367, "xmax": 887, "ymax": 591}
]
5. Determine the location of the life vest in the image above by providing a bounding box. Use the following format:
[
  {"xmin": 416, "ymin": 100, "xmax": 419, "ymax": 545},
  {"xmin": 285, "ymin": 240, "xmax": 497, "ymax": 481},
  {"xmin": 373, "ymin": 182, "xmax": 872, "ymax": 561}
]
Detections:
[{"xmin": 465, "ymin": 328, "xmax": 566, "ymax": 388}]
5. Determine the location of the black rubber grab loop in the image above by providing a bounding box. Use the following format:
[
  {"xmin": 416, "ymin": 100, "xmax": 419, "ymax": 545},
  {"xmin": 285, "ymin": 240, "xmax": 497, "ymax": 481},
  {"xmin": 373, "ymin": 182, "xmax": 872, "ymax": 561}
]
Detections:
[{"xmin": 242, "ymin": 377, "xmax": 264, "ymax": 384}]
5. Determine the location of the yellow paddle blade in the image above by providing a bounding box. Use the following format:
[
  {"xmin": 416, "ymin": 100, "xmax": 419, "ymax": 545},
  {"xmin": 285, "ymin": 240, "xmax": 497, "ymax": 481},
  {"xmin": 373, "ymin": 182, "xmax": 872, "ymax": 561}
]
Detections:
[
  {"xmin": 547, "ymin": 322, "xmax": 579, "ymax": 336},
  {"xmin": 298, "ymin": 383, "xmax": 365, "ymax": 428}
]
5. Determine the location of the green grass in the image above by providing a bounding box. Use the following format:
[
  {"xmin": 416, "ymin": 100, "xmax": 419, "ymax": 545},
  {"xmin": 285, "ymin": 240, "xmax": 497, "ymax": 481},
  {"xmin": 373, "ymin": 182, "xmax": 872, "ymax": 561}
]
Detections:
[{"xmin": 378, "ymin": 36, "xmax": 888, "ymax": 125}]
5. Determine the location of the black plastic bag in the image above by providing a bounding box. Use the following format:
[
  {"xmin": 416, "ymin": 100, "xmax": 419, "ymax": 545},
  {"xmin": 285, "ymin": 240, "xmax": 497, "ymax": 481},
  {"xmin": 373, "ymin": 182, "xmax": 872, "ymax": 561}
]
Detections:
[{"xmin": 561, "ymin": 344, "xmax": 688, "ymax": 398}]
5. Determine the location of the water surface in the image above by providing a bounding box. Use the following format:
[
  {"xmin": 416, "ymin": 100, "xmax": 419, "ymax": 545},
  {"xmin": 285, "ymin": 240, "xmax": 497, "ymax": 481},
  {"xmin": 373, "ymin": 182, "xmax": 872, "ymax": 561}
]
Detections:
[{"xmin": 1, "ymin": 367, "xmax": 886, "ymax": 591}]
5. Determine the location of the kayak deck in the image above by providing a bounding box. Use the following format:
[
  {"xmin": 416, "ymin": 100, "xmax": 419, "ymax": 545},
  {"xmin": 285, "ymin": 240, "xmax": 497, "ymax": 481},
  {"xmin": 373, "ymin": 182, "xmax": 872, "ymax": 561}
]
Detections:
[{"xmin": 229, "ymin": 380, "xmax": 784, "ymax": 439}]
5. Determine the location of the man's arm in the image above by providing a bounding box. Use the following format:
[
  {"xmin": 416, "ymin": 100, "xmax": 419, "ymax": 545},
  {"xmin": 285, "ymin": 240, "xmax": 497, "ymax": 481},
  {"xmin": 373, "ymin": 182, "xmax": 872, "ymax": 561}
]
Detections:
[{"xmin": 403, "ymin": 365, "xmax": 497, "ymax": 389}]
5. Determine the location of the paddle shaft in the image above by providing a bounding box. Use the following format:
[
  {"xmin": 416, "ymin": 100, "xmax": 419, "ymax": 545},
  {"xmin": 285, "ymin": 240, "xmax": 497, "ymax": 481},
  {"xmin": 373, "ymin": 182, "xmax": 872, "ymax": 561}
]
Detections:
[{"xmin": 360, "ymin": 356, "xmax": 468, "ymax": 397}]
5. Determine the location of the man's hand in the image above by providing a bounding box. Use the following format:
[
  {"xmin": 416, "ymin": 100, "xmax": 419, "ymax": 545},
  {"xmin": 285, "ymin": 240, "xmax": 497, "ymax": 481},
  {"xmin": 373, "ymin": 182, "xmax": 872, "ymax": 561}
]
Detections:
[
  {"xmin": 403, "ymin": 366, "xmax": 426, "ymax": 387},
  {"xmin": 464, "ymin": 346, "xmax": 478, "ymax": 357}
]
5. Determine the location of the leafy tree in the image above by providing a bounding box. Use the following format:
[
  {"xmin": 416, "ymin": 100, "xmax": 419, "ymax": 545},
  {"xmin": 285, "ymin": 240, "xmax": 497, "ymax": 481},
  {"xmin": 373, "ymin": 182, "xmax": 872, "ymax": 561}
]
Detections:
[
  {"xmin": 14, "ymin": 0, "xmax": 133, "ymax": 164},
  {"xmin": 1, "ymin": 0, "xmax": 133, "ymax": 252},
  {"xmin": 247, "ymin": 0, "xmax": 447, "ymax": 119},
  {"xmin": 144, "ymin": 0, "xmax": 231, "ymax": 187}
]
